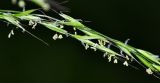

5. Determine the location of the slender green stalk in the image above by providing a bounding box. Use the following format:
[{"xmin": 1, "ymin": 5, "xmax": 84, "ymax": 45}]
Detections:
[{"xmin": 0, "ymin": 9, "xmax": 160, "ymax": 77}]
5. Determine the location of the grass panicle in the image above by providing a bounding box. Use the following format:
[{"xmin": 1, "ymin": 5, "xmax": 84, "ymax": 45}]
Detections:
[
  {"xmin": 0, "ymin": 0, "xmax": 159, "ymax": 78},
  {"xmin": 0, "ymin": 9, "xmax": 160, "ymax": 78}
]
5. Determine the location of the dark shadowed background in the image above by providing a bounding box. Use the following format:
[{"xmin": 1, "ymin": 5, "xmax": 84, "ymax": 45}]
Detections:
[{"xmin": 0, "ymin": 0, "xmax": 160, "ymax": 83}]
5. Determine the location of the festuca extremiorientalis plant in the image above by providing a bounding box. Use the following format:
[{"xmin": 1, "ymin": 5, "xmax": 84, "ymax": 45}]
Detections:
[{"xmin": 0, "ymin": 0, "xmax": 160, "ymax": 78}]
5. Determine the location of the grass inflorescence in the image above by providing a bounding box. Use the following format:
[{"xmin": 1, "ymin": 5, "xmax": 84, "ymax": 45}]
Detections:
[
  {"xmin": 0, "ymin": 9, "xmax": 160, "ymax": 77},
  {"xmin": 0, "ymin": 0, "xmax": 160, "ymax": 78}
]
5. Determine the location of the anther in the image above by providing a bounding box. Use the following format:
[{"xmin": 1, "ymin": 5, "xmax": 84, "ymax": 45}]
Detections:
[
  {"xmin": 58, "ymin": 34, "xmax": 63, "ymax": 39},
  {"xmin": 123, "ymin": 61, "xmax": 128, "ymax": 66},
  {"xmin": 114, "ymin": 59, "xmax": 118, "ymax": 64},
  {"xmin": 90, "ymin": 43, "xmax": 98, "ymax": 51},
  {"xmin": 146, "ymin": 68, "xmax": 153, "ymax": 75},
  {"xmin": 85, "ymin": 44, "xmax": 89, "ymax": 50},
  {"xmin": 52, "ymin": 34, "xmax": 58, "ymax": 40},
  {"xmin": 8, "ymin": 29, "xmax": 14, "ymax": 38}
]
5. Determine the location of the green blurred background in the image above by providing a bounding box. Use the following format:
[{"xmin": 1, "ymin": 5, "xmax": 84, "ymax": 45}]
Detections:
[{"xmin": 0, "ymin": 0, "xmax": 160, "ymax": 83}]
